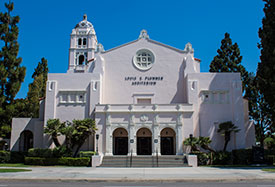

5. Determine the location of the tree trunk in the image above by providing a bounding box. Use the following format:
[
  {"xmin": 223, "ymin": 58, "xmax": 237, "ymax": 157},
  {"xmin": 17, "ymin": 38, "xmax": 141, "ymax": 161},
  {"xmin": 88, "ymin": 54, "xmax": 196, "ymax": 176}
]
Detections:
[
  {"xmin": 223, "ymin": 140, "xmax": 229, "ymax": 152},
  {"xmin": 52, "ymin": 136, "xmax": 60, "ymax": 147},
  {"xmin": 73, "ymin": 144, "xmax": 82, "ymax": 157}
]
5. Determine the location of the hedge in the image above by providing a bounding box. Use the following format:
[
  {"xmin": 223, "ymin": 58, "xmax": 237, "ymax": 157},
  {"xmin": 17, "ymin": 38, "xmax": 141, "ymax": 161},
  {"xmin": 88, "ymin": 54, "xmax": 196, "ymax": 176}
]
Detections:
[
  {"xmin": 0, "ymin": 151, "xmax": 10, "ymax": 163},
  {"xmin": 79, "ymin": 151, "xmax": 96, "ymax": 158},
  {"xmin": 232, "ymin": 149, "xmax": 253, "ymax": 165},
  {"xmin": 9, "ymin": 151, "xmax": 27, "ymax": 163},
  {"xmin": 24, "ymin": 157, "xmax": 90, "ymax": 166},
  {"xmin": 28, "ymin": 148, "xmax": 53, "ymax": 158}
]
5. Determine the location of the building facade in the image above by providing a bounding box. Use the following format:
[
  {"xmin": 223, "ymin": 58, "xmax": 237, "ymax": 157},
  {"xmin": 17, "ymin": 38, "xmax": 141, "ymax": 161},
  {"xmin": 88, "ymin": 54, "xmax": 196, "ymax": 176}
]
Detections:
[{"xmin": 10, "ymin": 15, "xmax": 255, "ymax": 156}]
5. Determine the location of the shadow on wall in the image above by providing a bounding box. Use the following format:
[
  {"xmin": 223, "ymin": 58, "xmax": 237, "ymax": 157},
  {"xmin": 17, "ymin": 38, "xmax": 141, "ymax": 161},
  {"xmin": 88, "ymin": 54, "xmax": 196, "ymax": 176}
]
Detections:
[
  {"xmin": 198, "ymin": 73, "xmax": 244, "ymax": 151},
  {"xmin": 171, "ymin": 60, "xmax": 185, "ymax": 103}
]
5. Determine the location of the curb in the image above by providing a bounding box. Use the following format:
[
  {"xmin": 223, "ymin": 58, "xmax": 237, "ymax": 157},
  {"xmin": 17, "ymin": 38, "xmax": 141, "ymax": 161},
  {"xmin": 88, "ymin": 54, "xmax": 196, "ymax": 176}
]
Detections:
[{"xmin": 0, "ymin": 178, "xmax": 275, "ymax": 182}]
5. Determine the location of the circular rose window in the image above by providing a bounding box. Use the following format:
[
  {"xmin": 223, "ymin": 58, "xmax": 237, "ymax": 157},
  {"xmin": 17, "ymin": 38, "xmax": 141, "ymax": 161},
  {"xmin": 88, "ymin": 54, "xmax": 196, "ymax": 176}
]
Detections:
[{"xmin": 133, "ymin": 49, "xmax": 155, "ymax": 71}]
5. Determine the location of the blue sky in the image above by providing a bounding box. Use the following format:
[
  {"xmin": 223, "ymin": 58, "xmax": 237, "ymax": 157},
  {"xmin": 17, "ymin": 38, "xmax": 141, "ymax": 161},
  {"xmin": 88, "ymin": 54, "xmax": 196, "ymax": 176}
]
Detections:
[{"xmin": 0, "ymin": 0, "xmax": 264, "ymax": 99}]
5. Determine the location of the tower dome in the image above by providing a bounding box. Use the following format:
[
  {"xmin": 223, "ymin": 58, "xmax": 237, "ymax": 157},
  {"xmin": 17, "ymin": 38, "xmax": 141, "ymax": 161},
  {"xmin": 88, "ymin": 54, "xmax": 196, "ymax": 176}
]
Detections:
[{"xmin": 74, "ymin": 14, "xmax": 95, "ymax": 35}]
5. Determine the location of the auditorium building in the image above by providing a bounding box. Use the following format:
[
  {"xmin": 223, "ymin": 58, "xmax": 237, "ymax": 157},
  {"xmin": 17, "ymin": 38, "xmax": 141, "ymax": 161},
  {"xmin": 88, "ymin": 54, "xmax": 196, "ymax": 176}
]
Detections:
[{"xmin": 10, "ymin": 15, "xmax": 255, "ymax": 158}]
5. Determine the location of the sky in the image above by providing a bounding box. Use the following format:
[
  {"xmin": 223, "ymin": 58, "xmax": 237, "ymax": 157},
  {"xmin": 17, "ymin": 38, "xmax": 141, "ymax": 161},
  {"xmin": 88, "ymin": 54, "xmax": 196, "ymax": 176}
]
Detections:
[{"xmin": 0, "ymin": 0, "xmax": 265, "ymax": 99}]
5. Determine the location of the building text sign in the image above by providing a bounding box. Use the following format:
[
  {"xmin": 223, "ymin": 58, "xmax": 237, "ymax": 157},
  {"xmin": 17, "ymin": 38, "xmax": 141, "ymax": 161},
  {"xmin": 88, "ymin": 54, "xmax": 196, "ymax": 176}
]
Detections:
[{"xmin": 125, "ymin": 76, "xmax": 164, "ymax": 86}]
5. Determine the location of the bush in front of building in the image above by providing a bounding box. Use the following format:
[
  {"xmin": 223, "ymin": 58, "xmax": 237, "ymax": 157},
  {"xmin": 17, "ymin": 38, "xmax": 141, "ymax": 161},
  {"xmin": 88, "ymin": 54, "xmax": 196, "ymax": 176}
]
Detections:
[
  {"xmin": 52, "ymin": 146, "xmax": 72, "ymax": 158},
  {"xmin": 28, "ymin": 148, "xmax": 53, "ymax": 158},
  {"xmin": 232, "ymin": 149, "xmax": 253, "ymax": 165},
  {"xmin": 24, "ymin": 157, "xmax": 59, "ymax": 166},
  {"xmin": 0, "ymin": 151, "xmax": 10, "ymax": 163},
  {"xmin": 58, "ymin": 157, "xmax": 90, "ymax": 166},
  {"xmin": 79, "ymin": 151, "xmax": 96, "ymax": 158},
  {"xmin": 212, "ymin": 151, "xmax": 232, "ymax": 165},
  {"xmin": 9, "ymin": 151, "xmax": 27, "ymax": 163},
  {"xmin": 192, "ymin": 151, "xmax": 210, "ymax": 166},
  {"xmin": 24, "ymin": 157, "xmax": 90, "ymax": 166}
]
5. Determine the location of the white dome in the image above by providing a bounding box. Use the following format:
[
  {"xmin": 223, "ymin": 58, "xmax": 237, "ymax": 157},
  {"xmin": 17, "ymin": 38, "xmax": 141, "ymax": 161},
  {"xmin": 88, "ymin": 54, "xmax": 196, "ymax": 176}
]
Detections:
[{"xmin": 74, "ymin": 14, "xmax": 95, "ymax": 34}]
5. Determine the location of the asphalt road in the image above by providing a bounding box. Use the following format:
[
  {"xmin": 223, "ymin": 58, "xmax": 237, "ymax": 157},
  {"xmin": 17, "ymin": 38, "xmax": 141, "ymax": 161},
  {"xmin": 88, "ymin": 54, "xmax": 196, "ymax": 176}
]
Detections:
[{"xmin": 1, "ymin": 181, "xmax": 275, "ymax": 187}]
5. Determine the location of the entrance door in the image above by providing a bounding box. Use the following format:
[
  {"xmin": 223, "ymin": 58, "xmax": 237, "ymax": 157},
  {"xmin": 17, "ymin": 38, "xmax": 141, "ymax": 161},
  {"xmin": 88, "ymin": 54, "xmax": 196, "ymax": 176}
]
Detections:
[
  {"xmin": 161, "ymin": 137, "xmax": 174, "ymax": 155},
  {"xmin": 114, "ymin": 137, "xmax": 128, "ymax": 155},
  {"xmin": 113, "ymin": 128, "xmax": 128, "ymax": 155},
  {"xmin": 160, "ymin": 128, "xmax": 176, "ymax": 155},
  {"xmin": 136, "ymin": 128, "xmax": 152, "ymax": 155},
  {"xmin": 137, "ymin": 137, "xmax": 152, "ymax": 155}
]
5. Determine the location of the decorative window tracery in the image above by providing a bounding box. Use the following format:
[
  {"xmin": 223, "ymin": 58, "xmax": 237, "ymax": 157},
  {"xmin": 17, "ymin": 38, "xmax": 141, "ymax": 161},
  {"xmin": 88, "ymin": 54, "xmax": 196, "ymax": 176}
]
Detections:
[{"xmin": 133, "ymin": 49, "xmax": 155, "ymax": 71}]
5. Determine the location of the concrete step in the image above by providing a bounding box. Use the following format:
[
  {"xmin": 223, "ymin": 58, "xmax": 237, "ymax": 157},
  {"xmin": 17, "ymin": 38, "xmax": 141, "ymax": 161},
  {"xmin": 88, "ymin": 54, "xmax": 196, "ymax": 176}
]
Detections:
[{"xmin": 100, "ymin": 155, "xmax": 188, "ymax": 167}]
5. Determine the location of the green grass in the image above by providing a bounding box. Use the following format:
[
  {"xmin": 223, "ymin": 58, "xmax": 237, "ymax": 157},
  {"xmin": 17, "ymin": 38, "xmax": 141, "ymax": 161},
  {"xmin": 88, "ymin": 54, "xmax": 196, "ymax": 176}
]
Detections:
[
  {"xmin": 203, "ymin": 165, "xmax": 268, "ymax": 168},
  {"xmin": 0, "ymin": 163, "xmax": 27, "ymax": 167},
  {"xmin": 262, "ymin": 168, "xmax": 275, "ymax": 172},
  {"xmin": 0, "ymin": 168, "xmax": 31, "ymax": 173}
]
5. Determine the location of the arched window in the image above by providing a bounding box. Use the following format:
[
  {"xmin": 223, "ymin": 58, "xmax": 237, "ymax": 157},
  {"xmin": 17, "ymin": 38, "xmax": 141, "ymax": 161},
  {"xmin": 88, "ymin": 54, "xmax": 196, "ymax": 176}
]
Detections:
[
  {"xmin": 78, "ymin": 38, "xmax": 82, "ymax": 46},
  {"xmin": 83, "ymin": 38, "xmax": 87, "ymax": 46},
  {"xmin": 19, "ymin": 130, "xmax": 33, "ymax": 152},
  {"xmin": 78, "ymin": 55, "xmax": 85, "ymax": 65}
]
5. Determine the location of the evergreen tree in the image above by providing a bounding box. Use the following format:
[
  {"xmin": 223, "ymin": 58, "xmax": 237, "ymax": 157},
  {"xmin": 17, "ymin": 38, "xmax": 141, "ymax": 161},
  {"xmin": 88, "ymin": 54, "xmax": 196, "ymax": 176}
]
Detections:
[
  {"xmin": 26, "ymin": 58, "xmax": 48, "ymax": 117},
  {"xmin": 245, "ymin": 73, "xmax": 272, "ymax": 146},
  {"xmin": 31, "ymin": 57, "xmax": 48, "ymax": 98},
  {"xmin": 209, "ymin": 33, "xmax": 248, "ymax": 94},
  {"xmin": 257, "ymin": 0, "xmax": 275, "ymax": 129},
  {"xmin": 0, "ymin": 1, "xmax": 26, "ymax": 138}
]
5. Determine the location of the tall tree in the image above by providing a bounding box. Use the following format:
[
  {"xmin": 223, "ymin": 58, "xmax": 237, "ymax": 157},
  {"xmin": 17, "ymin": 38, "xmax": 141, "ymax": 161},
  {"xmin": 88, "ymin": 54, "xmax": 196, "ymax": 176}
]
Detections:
[
  {"xmin": 0, "ymin": 1, "xmax": 26, "ymax": 138},
  {"xmin": 209, "ymin": 33, "xmax": 249, "ymax": 95},
  {"xmin": 245, "ymin": 73, "xmax": 272, "ymax": 146},
  {"xmin": 27, "ymin": 58, "xmax": 48, "ymax": 117},
  {"xmin": 257, "ymin": 0, "xmax": 275, "ymax": 130},
  {"xmin": 30, "ymin": 57, "xmax": 48, "ymax": 98}
]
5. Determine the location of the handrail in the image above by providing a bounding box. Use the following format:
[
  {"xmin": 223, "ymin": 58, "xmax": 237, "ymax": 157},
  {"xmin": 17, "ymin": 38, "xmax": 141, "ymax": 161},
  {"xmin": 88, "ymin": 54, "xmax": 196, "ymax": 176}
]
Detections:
[
  {"xmin": 130, "ymin": 149, "xmax": 133, "ymax": 167},
  {"xmin": 156, "ymin": 148, "xmax": 159, "ymax": 167}
]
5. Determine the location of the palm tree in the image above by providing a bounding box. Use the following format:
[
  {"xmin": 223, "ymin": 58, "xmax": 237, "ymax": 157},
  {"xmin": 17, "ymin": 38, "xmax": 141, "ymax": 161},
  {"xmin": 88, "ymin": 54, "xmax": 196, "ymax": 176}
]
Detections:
[
  {"xmin": 183, "ymin": 135, "xmax": 199, "ymax": 153},
  {"xmin": 198, "ymin": 136, "xmax": 216, "ymax": 153},
  {"xmin": 217, "ymin": 121, "xmax": 240, "ymax": 151},
  {"xmin": 44, "ymin": 119, "xmax": 65, "ymax": 147}
]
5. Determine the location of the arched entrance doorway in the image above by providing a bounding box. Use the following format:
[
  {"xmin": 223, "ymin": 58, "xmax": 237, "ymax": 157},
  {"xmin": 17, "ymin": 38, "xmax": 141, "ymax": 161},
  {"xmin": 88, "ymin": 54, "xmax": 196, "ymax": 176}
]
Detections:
[
  {"xmin": 161, "ymin": 128, "xmax": 176, "ymax": 155},
  {"xmin": 19, "ymin": 130, "xmax": 33, "ymax": 152},
  {"xmin": 113, "ymin": 128, "xmax": 128, "ymax": 155},
  {"xmin": 137, "ymin": 128, "xmax": 152, "ymax": 155}
]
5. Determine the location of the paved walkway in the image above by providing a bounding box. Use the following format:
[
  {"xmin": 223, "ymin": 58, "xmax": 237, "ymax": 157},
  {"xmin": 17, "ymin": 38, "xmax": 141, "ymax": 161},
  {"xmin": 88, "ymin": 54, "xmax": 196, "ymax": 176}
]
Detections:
[{"xmin": 0, "ymin": 166, "xmax": 275, "ymax": 182}]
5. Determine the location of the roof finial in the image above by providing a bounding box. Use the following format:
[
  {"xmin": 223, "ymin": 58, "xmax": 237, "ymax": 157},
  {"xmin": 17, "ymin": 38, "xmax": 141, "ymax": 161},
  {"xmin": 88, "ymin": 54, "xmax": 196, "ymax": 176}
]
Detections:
[
  {"xmin": 83, "ymin": 14, "xmax": 87, "ymax": 21},
  {"xmin": 139, "ymin": 29, "xmax": 149, "ymax": 39}
]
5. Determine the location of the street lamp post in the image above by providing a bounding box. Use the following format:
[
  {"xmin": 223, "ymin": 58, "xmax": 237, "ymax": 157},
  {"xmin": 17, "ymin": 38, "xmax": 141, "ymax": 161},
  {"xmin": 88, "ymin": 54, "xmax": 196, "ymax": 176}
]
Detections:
[{"xmin": 96, "ymin": 134, "xmax": 99, "ymax": 155}]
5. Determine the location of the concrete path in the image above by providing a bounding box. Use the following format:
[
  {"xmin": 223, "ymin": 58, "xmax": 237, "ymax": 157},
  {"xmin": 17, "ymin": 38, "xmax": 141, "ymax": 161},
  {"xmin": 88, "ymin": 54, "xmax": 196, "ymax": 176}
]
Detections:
[{"xmin": 0, "ymin": 167, "xmax": 275, "ymax": 182}]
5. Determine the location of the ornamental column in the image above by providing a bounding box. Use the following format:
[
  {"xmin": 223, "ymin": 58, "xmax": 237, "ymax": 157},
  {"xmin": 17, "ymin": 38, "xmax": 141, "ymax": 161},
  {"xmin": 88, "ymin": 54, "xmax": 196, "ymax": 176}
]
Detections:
[
  {"xmin": 105, "ymin": 105, "xmax": 113, "ymax": 156},
  {"xmin": 128, "ymin": 105, "xmax": 137, "ymax": 156},
  {"xmin": 152, "ymin": 105, "xmax": 160, "ymax": 156},
  {"xmin": 176, "ymin": 105, "xmax": 183, "ymax": 155}
]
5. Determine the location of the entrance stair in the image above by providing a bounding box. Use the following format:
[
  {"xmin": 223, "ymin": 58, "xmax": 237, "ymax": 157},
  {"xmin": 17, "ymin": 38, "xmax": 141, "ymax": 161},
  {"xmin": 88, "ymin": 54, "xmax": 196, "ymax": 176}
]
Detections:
[{"xmin": 100, "ymin": 155, "xmax": 189, "ymax": 167}]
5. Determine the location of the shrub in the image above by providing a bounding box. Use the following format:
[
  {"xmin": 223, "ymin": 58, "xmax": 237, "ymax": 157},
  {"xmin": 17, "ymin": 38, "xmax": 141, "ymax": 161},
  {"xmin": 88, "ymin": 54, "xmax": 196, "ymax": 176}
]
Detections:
[
  {"xmin": 79, "ymin": 151, "xmax": 96, "ymax": 158},
  {"xmin": 24, "ymin": 157, "xmax": 59, "ymax": 166},
  {"xmin": 24, "ymin": 157, "xmax": 90, "ymax": 166},
  {"xmin": 52, "ymin": 146, "xmax": 72, "ymax": 158},
  {"xmin": 0, "ymin": 151, "xmax": 10, "ymax": 163},
  {"xmin": 58, "ymin": 157, "xmax": 90, "ymax": 166},
  {"xmin": 192, "ymin": 151, "xmax": 210, "ymax": 166},
  {"xmin": 9, "ymin": 151, "xmax": 27, "ymax": 163},
  {"xmin": 232, "ymin": 149, "xmax": 253, "ymax": 165},
  {"xmin": 28, "ymin": 148, "xmax": 52, "ymax": 158},
  {"xmin": 212, "ymin": 151, "xmax": 232, "ymax": 165}
]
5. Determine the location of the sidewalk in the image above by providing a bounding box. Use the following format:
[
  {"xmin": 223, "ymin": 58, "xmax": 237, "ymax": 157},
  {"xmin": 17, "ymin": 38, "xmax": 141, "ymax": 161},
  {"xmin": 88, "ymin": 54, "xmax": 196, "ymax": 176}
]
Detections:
[{"xmin": 0, "ymin": 166, "xmax": 275, "ymax": 182}]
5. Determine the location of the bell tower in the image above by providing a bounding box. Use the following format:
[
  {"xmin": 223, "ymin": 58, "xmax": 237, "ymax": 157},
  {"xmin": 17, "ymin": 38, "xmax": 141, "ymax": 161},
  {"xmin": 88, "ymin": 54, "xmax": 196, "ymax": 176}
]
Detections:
[{"xmin": 68, "ymin": 14, "xmax": 97, "ymax": 72}]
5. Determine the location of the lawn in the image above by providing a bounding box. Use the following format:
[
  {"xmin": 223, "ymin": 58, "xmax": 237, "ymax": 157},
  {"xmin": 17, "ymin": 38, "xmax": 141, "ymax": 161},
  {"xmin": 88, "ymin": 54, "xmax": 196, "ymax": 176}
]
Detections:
[
  {"xmin": 262, "ymin": 168, "xmax": 275, "ymax": 172},
  {"xmin": 0, "ymin": 168, "xmax": 31, "ymax": 173},
  {"xmin": 0, "ymin": 163, "xmax": 27, "ymax": 167}
]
